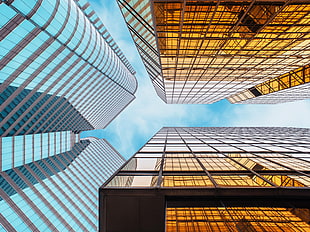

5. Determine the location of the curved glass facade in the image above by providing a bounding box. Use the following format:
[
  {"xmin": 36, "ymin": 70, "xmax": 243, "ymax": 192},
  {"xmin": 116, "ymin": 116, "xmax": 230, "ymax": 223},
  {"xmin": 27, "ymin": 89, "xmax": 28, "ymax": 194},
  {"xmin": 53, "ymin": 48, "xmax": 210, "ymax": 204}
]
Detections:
[
  {"xmin": 0, "ymin": 130, "xmax": 76, "ymax": 172},
  {"xmin": 0, "ymin": 0, "xmax": 137, "ymax": 136},
  {"xmin": 1, "ymin": 138, "xmax": 125, "ymax": 231},
  {"xmin": 1, "ymin": 0, "xmax": 134, "ymax": 231}
]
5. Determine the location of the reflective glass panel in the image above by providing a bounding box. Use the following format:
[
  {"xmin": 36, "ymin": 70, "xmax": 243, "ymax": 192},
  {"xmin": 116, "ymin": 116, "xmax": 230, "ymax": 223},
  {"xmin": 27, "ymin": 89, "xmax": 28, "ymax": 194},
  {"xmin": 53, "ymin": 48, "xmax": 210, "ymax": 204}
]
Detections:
[
  {"xmin": 121, "ymin": 158, "xmax": 162, "ymax": 171},
  {"xmin": 106, "ymin": 175, "xmax": 158, "ymax": 188},
  {"xmin": 166, "ymin": 207, "xmax": 310, "ymax": 232},
  {"xmin": 162, "ymin": 175, "xmax": 213, "ymax": 187}
]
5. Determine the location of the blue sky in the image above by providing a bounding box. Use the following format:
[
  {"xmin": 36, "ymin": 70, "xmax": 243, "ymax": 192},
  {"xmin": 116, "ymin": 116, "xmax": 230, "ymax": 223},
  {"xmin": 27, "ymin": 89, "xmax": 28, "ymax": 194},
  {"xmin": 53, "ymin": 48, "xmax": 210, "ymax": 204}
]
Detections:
[{"xmin": 81, "ymin": 0, "xmax": 310, "ymax": 159}]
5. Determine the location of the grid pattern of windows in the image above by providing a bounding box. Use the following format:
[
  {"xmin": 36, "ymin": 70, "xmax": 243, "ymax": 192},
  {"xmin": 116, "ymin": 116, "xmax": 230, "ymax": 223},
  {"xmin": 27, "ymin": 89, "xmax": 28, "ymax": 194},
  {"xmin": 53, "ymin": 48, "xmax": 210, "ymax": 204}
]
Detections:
[
  {"xmin": 228, "ymin": 64, "xmax": 310, "ymax": 103},
  {"xmin": 1, "ymin": 131, "xmax": 74, "ymax": 172},
  {"xmin": 166, "ymin": 207, "xmax": 310, "ymax": 232},
  {"xmin": 119, "ymin": 0, "xmax": 310, "ymax": 104},
  {"xmin": 106, "ymin": 127, "xmax": 310, "ymax": 189},
  {"xmin": 1, "ymin": 139, "xmax": 125, "ymax": 232},
  {"xmin": 118, "ymin": 0, "xmax": 166, "ymax": 101},
  {"xmin": 231, "ymin": 82, "xmax": 310, "ymax": 104},
  {"xmin": 1, "ymin": 0, "xmax": 134, "ymax": 231},
  {"xmin": 0, "ymin": 0, "xmax": 137, "ymax": 136},
  {"xmin": 102, "ymin": 127, "xmax": 310, "ymax": 231},
  {"xmin": 0, "ymin": 86, "xmax": 93, "ymax": 136}
]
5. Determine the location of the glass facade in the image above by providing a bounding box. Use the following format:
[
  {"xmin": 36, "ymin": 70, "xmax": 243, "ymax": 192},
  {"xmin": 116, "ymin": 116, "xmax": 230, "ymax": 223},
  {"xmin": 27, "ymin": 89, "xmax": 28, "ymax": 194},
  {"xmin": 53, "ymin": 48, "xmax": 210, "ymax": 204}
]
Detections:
[
  {"xmin": 1, "ymin": 138, "xmax": 125, "ymax": 231},
  {"xmin": 0, "ymin": 0, "xmax": 137, "ymax": 136},
  {"xmin": 1, "ymin": 0, "xmax": 135, "ymax": 231},
  {"xmin": 100, "ymin": 127, "xmax": 310, "ymax": 231},
  {"xmin": 166, "ymin": 206, "xmax": 310, "ymax": 232},
  {"xmin": 228, "ymin": 64, "xmax": 310, "ymax": 103},
  {"xmin": 119, "ymin": 0, "xmax": 310, "ymax": 104},
  {"xmin": 1, "ymin": 131, "xmax": 76, "ymax": 172}
]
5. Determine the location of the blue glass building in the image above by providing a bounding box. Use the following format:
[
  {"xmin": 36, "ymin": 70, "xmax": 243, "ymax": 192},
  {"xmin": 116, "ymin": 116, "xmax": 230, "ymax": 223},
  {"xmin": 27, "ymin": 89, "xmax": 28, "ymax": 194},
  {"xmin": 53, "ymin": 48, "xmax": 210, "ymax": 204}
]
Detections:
[
  {"xmin": 0, "ymin": 0, "xmax": 136, "ymax": 230},
  {"xmin": 1, "ymin": 137, "xmax": 125, "ymax": 231},
  {"xmin": 0, "ymin": 0, "xmax": 137, "ymax": 135}
]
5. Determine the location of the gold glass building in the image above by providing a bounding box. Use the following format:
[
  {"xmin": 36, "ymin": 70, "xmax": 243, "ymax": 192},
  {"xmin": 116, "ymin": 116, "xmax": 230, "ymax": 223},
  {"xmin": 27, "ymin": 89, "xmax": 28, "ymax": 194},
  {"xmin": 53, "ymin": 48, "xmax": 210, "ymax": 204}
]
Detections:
[
  {"xmin": 118, "ymin": 0, "xmax": 310, "ymax": 103},
  {"xmin": 100, "ymin": 127, "xmax": 310, "ymax": 232}
]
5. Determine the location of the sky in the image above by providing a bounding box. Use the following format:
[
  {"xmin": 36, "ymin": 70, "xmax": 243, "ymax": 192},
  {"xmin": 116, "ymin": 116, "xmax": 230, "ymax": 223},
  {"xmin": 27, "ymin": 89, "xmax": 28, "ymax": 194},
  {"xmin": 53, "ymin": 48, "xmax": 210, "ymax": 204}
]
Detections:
[{"xmin": 81, "ymin": 0, "xmax": 310, "ymax": 159}]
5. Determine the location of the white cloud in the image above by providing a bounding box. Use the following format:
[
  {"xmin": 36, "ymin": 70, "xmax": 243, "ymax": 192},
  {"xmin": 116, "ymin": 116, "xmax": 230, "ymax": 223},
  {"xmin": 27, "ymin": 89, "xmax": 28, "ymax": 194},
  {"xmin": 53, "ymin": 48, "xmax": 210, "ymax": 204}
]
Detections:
[{"xmin": 105, "ymin": 74, "xmax": 211, "ymax": 158}]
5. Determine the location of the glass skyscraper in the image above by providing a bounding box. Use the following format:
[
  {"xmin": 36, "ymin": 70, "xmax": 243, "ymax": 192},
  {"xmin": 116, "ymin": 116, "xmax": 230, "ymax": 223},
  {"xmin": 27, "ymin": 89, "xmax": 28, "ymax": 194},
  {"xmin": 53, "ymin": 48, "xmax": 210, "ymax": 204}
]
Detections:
[
  {"xmin": 1, "ymin": 0, "xmax": 137, "ymax": 135},
  {"xmin": 100, "ymin": 127, "xmax": 310, "ymax": 231},
  {"xmin": 1, "ymin": 137, "xmax": 125, "ymax": 231},
  {"xmin": 1, "ymin": 0, "xmax": 136, "ymax": 231},
  {"xmin": 118, "ymin": 0, "xmax": 310, "ymax": 104}
]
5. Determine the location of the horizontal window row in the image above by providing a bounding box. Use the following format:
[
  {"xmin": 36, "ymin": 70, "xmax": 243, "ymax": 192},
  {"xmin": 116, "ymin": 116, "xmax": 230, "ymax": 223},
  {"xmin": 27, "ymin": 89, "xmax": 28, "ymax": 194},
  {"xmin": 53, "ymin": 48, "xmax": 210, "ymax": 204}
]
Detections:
[{"xmin": 106, "ymin": 173, "xmax": 310, "ymax": 188}]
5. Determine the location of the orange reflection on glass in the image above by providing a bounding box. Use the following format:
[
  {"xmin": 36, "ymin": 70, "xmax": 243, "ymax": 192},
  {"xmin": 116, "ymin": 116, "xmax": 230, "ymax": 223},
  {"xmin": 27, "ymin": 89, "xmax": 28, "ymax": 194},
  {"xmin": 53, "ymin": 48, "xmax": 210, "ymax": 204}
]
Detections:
[
  {"xmin": 166, "ymin": 207, "xmax": 310, "ymax": 232},
  {"xmin": 165, "ymin": 153, "xmax": 194, "ymax": 158},
  {"xmin": 262, "ymin": 175, "xmax": 310, "ymax": 187},
  {"xmin": 228, "ymin": 156, "xmax": 267, "ymax": 171},
  {"xmin": 163, "ymin": 158, "xmax": 203, "ymax": 171},
  {"xmin": 162, "ymin": 176, "xmax": 213, "ymax": 187},
  {"xmin": 199, "ymin": 158, "xmax": 246, "ymax": 171},
  {"xmin": 154, "ymin": 1, "xmax": 310, "ymax": 82},
  {"xmin": 212, "ymin": 175, "xmax": 272, "ymax": 187}
]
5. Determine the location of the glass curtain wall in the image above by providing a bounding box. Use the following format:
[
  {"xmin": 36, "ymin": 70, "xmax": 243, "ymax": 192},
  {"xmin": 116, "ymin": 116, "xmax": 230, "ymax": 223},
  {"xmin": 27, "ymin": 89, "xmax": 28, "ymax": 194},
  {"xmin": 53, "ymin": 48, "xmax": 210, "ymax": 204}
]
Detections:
[
  {"xmin": 119, "ymin": 0, "xmax": 310, "ymax": 104},
  {"xmin": 101, "ymin": 127, "xmax": 310, "ymax": 232}
]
